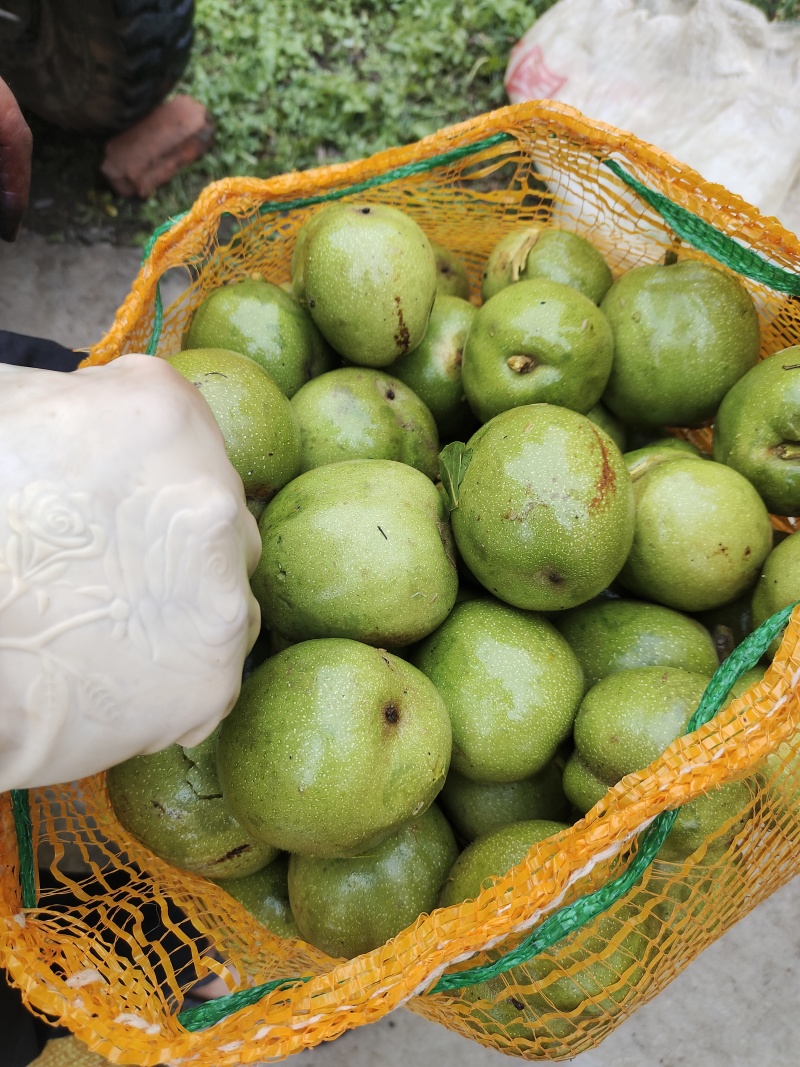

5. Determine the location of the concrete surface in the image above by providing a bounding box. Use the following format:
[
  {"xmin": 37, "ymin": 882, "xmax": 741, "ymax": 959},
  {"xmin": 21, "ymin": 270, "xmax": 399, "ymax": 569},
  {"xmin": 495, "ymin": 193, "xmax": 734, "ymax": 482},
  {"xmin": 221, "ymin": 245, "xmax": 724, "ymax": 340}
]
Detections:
[
  {"xmin": 0, "ymin": 233, "xmax": 188, "ymax": 353},
  {"xmin": 1, "ymin": 231, "xmax": 798, "ymax": 1067}
]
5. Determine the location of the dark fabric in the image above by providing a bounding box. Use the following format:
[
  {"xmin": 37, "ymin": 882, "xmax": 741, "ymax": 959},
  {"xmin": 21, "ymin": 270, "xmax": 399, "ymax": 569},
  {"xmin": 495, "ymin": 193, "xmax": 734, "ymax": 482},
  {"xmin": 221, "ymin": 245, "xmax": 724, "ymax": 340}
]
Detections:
[
  {"xmin": 0, "ymin": 974, "xmax": 46, "ymax": 1067},
  {"xmin": 0, "ymin": 330, "xmax": 81, "ymax": 372},
  {"xmin": 0, "ymin": 330, "xmax": 78, "ymax": 1064}
]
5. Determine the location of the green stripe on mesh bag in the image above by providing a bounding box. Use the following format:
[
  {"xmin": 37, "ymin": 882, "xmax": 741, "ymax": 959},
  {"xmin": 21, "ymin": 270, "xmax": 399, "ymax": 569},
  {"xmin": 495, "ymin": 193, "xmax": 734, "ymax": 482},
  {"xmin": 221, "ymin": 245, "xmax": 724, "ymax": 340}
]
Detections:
[
  {"xmin": 603, "ymin": 159, "xmax": 800, "ymax": 296},
  {"xmin": 141, "ymin": 140, "xmax": 800, "ymax": 355},
  {"xmin": 430, "ymin": 601, "xmax": 794, "ymax": 994},
  {"xmin": 10, "ymin": 788, "xmax": 35, "ymax": 908},
  {"xmin": 10, "ymin": 605, "xmax": 795, "ymax": 1028},
  {"xmin": 174, "ymin": 601, "xmax": 796, "ymax": 1032},
  {"xmin": 142, "ymin": 133, "xmax": 509, "ymax": 355}
]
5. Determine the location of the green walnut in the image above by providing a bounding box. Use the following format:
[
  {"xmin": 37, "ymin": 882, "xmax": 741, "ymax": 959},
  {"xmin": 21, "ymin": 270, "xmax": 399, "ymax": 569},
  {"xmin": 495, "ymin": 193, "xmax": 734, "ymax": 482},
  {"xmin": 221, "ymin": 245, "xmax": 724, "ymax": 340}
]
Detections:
[
  {"xmin": 107, "ymin": 729, "xmax": 278, "ymax": 880},
  {"xmin": 430, "ymin": 241, "xmax": 471, "ymax": 299},
  {"xmin": 166, "ymin": 347, "xmax": 301, "ymax": 501},
  {"xmin": 251, "ymin": 458, "xmax": 458, "ymax": 647},
  {"xmin": 713, "ymin": 347, "xmax": 800, "ymax": 516},
  {"xmin": 412, "ymin": 597, "xmax": 583, "ymax": 782},
  {"xmin": 182, "ymin": 279, "xmax": 335, "ymax": 397},
  {"xmin": 448, "ymin": 404, "xmax": 635, "ymax": 611},
  {"xmin": 300, "ymin": 203, "xmax": 437, "ymax": 367},
  {"xmin": 291, "ymin": 367, "xmax": 439, "ymax": 478},
  {"xmin": 288, "ymin": 804, "xmax": 458, "ymax": 957},
  {"xmin": 555, "ymin": 598, "xmax": 719, "ymax": 690},
  {"xmin": 217, "ymin": 854, "xmax": 301, "ymax": 940},
  {"xmin": 481, "ymin": 228, "xmax": 613, "ymax": 305},
  {"xmin": 751, "ymin": 531, "xmax": 800, "ymax": 659},
  {"xmin": 618, "ymin": 456, "xmax": 772, "ymax": 612},
  {"xmin": 600, "ymin": 259, "xmax": 760, "ymax": 427},
  {"xmin": 568, "ymin": 667, "xmax": 752, "ymax": 862},
  {"xmin": 438, "ymin": 762, "xmax": 571, "ymax": 844},
  {"xmin": 439, "ymin": 818, "xmax": 569, "ymax": 908},
  {"xmin": 217, "ymin": 639, "xmax": 452, "ymax": 858},
  {"xmin": 586, "ymin": 403, "xmax": 627, "ymax": 453},
  {"xmin": 389, "ymin": 295, "xmax": 477, "ymax": 441},
  {"xmin": 462, "ymin": 279, "xmax": 614, "ymax": 423}
]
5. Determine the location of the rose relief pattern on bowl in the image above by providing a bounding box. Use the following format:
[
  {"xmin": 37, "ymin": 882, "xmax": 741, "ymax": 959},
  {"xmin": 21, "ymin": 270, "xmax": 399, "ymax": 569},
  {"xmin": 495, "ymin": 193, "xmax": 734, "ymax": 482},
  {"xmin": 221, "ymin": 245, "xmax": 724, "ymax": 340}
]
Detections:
[{"xmin": 0, "ymin": 355, "xmax": 261, "ymax": 792}]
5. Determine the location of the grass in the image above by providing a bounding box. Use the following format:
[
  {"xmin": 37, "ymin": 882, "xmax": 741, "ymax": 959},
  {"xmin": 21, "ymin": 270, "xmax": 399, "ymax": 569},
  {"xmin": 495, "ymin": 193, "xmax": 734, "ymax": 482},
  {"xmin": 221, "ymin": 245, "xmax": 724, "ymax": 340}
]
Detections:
[
  {"xmin": 142, "ymin": 0, "xmax": 561, "ymax": 223},
  {"xmin": 144, "ymin": 0, "xmax": 800, "ymax": 227},
  {"xmin": 24, "ymin": 0, "xmax": 800, "ymax": 244},
  {"xmin": 755, "ymin": 0, "xmax": 800, "ymax": 14}
]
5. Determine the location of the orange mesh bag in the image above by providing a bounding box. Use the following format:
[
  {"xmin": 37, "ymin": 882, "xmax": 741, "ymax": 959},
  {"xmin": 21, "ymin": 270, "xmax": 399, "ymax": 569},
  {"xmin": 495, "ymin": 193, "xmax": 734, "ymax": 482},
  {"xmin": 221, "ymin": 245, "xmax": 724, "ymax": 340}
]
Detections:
[{"xmin": 2, "ymin": 101, "xmax": 800, "ymax": 1065}]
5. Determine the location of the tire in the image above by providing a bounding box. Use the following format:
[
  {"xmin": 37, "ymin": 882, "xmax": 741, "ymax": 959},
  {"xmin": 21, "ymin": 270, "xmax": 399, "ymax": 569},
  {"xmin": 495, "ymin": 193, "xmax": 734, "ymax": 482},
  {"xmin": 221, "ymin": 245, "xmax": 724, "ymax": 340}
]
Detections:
[{"xmin": 0, "ymin": 0, "xmax": 194, "ymax": 134}]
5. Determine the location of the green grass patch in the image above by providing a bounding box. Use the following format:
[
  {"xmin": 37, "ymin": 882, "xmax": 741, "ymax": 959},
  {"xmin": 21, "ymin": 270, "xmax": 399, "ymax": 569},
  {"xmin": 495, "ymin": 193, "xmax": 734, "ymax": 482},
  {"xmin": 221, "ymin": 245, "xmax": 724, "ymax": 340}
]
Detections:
[
  {"xmin": 751, "ymin": 0, "xmax": 800, "ymax": 16},
  {"xmin": 145, "ymin": 0, "xmax": 560, "ymax": 222},
  {"xmin": 146, "ymin": 0, "xmax": 799, "ymax": 226}
]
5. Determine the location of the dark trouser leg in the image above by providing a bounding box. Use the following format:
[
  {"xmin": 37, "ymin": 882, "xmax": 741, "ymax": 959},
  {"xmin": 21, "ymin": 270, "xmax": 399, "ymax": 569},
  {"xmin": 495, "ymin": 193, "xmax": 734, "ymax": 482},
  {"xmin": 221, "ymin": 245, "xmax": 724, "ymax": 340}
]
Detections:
[
  {"xmin": 0, "ymin": 972, "xmax": 46, "ymax": 1067},
  {"xmin": 0, "ymin": 331, "xmax": 80, "ymax": 1063},
  {"xmin": 0, "ymin": 330, "xmax": 81, "ymax": 371}
]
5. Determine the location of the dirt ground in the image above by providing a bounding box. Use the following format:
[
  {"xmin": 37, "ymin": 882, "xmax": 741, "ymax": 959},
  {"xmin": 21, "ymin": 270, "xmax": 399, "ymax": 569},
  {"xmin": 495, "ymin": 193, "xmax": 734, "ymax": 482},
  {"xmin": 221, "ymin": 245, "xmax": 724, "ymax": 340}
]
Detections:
[{"xmin": 22, "ymin": 115, "xmax": 166, "ymax": 248}]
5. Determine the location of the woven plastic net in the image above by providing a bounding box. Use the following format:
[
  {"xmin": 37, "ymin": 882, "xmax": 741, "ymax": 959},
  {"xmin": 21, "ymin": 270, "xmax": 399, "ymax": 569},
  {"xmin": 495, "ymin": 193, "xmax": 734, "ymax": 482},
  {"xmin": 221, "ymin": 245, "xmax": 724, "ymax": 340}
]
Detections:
[{"xmin": 2, "ymin": 101, "xmax": 800, "ymax": 1065}]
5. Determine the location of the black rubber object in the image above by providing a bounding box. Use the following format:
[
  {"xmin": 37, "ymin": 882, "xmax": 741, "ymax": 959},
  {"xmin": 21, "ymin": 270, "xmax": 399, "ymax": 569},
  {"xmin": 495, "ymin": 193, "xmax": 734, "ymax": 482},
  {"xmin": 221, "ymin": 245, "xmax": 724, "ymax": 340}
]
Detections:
[{"xmin": 0, "ymin": 0, "xmax": 194, "ymax": 133}]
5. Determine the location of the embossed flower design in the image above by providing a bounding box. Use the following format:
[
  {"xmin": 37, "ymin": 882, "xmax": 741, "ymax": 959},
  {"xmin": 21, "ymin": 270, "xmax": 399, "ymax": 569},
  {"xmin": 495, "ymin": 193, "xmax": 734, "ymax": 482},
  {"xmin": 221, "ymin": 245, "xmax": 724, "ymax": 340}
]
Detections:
[
  {"xmin": 6, "ymin": 481, "xmax": 105, "ymax": 581},
  {"xmin": 108, "ymin": 480, "xmax": 252, "ymax": 671}
]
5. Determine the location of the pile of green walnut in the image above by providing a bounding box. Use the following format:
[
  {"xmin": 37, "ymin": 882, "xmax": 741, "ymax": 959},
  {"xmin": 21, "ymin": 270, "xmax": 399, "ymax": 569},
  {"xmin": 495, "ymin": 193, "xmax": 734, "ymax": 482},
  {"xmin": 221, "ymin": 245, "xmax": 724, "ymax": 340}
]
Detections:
[{"xmin": 108, "ymin": 204, "xmax": 799, "ymax": 974}]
